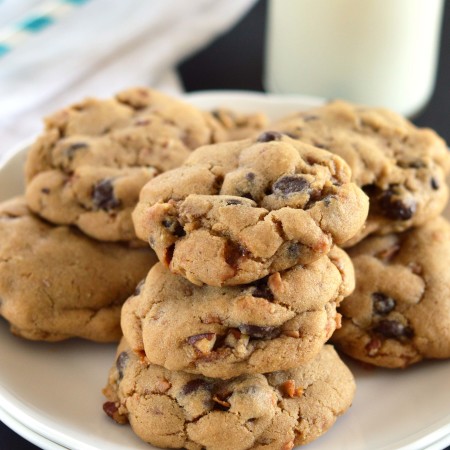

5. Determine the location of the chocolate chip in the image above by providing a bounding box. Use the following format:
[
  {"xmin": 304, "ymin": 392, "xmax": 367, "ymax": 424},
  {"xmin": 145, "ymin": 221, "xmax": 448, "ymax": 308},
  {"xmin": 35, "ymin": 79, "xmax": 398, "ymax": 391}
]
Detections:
[
  {"xmin": 362, "ymin": 184, "xmax": 377, "ymax": 197},
  {"xmin": 406, "ymin": 160, "xmax": 426, "ymax": 169},
  {"xmin": 116, "ymin": 351, "xmax": 129, "ymax": 380},
  {"xmin": 182, "ymin": 379, "xmax": 212, "ymax": 395},
  {"xmin": 312, "ymin": 141, "xmax": 329, "ymax": 150},
  {"xmin": 373, "ymin": 320, "xmax": 414, "ymax": 339},
  {"xmin": 323, "ymin": 195, "xmax": 334, "ymax": 207},
  {"xmin": 303, "ymin": 114, "xmax": 319, "ymax": 122},
  {"xmin": 41, "ymin": 188, "xmax": 50, "ymax": 194},
  {"xmin": 380, "ymin": 199, "xmax": 415, "ymax": 220},
  {"xmin": 372, "ymin": 292, "xmax": 396, "ymax": 315},
  {"xmin": 226, "ymin": 199, "xmax": 243, "ymax": 205},
  {"xmin": 224, "ymin": 242, "xmax": 248, "ymax": 269},
  {"xmin": 162, "ymin": 218, "xmax": 186, "ymax": 237},
  {"xmin": 252, "ymin": 285, "xmax": 274, "ymax": 301},
  {"xmin": 377, "ymin": 189, "xmax": 416, "ymax": 221},
  {"xmin": 257, "ymin": 131, "xmax": 283, "ymax": 142},
  {"xmin": 251, "ymin": 277, "xmax": 274, "ymax": 301},
  {"xmin": 287, "ymin": 242, "xmax": 301, "ymax": 259},
  {"xmin": 272, "ymin": 176, "xmax": 310, "ymax": 196},
  {"xmin": 92, "ymin": 179, "xmax": 121, "ymax": 210},
  {"xmin": 431, "ymin": 178, "xmax": 439, "ymax": 190},
  {"xmin": 213, "ymin": 175, "xmax": 224, "ymax": 193},
  {"xmin": 238, "ymin": 324, "xmax": 281, "ymax": 339},
  {"xmin": 65, "ymin": 142, "xmax": 88, "ymax": 160},
  {"xmin": 245, "ymin": 172, "xmax": 256, "ymax": 181},
  {"xmin": 240, "ymin": 192, "xmax": 254, "ymax": 200}
]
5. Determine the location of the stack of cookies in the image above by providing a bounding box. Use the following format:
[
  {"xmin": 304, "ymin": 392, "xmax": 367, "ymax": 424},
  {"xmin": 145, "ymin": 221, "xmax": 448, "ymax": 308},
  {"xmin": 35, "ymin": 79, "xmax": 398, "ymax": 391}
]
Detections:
[
  {"xmin": 103, "ymin": 130, "xmax": 371, "ymax": 449},
  {"xmin": 267, "ymin": 100, "xmax": 450, "ymax": 369}
]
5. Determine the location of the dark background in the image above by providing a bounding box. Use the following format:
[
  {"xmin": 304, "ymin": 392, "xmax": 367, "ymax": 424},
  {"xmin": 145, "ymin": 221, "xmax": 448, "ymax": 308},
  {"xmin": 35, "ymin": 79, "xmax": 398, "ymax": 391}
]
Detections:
[
  {"xmin": 1, "ymin": 0, "xmax": 449, "ymax": 448},
  {"xmin": 179, "ymin": 0, "xmax": 450, "ymax": 143}
]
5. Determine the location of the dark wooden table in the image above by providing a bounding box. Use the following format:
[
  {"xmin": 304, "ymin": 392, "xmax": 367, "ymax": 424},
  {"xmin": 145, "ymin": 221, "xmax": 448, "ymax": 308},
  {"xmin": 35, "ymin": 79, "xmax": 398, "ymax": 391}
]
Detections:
[{"xmin": 1, "ymin": 1, "xmax": 449, "ymax": 448}]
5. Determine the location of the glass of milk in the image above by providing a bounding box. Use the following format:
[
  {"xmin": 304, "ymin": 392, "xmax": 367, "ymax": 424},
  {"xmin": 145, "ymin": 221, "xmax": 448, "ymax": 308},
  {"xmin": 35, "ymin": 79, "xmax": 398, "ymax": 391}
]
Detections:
[{"xmin": 264, "ymin": 0, "xmax": 445, "ymax": 117}]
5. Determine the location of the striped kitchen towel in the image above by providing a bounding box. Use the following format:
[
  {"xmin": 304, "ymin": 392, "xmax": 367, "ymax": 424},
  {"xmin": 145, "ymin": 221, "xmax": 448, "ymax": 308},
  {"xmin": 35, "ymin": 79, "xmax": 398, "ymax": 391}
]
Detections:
[{"xmin": 0, "ymin": 0, "xmax": 257, "ymax": 154}]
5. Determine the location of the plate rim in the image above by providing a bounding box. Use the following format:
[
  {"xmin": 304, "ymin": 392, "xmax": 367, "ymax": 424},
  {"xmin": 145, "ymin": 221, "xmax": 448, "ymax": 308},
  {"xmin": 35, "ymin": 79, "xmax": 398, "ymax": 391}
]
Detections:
[{"xmin": 0, "ymin": 405, "xmax": 67, "ymax": 450}]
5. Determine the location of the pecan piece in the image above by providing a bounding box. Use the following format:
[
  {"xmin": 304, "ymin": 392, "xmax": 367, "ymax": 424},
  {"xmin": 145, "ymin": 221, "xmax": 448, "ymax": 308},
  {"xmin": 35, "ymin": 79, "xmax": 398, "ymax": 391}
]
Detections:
[
  {"xmin": 212, "ymin": 394, "xmax": 231, "ymax": 409},
  {"xmin": 154, "ymin": 379, "xmax": 171, "ymax": 393},
  {"xmin": 103, "ymin": 401, "xmax": 127, "ymax": 424},
  {"xmin": 187, "ymin": 333, "xmax": 217, "ymax": 355}
]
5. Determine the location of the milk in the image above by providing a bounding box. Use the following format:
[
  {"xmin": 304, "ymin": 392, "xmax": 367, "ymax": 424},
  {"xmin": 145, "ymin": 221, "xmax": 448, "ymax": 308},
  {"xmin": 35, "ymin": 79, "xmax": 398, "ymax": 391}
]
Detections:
[{"xmin": 264, "ymin": 0, "xmax": 444, "ymax": 117}]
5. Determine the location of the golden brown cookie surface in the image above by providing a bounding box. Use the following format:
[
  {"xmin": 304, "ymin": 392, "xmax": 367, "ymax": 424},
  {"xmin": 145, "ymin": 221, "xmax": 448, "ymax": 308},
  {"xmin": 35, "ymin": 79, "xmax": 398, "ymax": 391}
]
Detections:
[
  {"xmin": 0, "ymin": 197, "xmax": 156, "ymax": 342},
  {"xmin": 25, "ymin": 88, "xmax": 228, "ymax": 242},
  {"xmin": 269, "ymin": 100, "xmax": 450, "ymax": 243},
  {"xmin": 133, "ymin": 132, "xmax": 368, "ymax": 286},
  {"xmin": 121, "ymin": 247, "xmax": 354, "ymax": 378},
  {"xmin": 103, "ymin": 339, "xmax": 355, "ymax": 450},
  {"xmin": 333, "ymin": 216, "xmax": 450, "ymax": 367}
]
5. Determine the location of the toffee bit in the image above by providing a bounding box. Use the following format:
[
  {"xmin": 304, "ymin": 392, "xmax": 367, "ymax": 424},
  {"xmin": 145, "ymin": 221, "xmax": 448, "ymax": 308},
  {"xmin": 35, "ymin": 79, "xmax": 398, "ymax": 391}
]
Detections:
[{"xmin": 280, "ymin": 380, "xmax": 304, "ymax": 398}]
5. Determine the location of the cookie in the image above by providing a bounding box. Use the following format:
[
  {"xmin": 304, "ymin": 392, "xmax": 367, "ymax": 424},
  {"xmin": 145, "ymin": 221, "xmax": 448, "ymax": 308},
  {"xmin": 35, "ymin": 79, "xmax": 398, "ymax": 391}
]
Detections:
[
  {"xmin": 268, "ymin": 100, "xmax": 450, "ymax": 244},
  {"xmin": 209, "ymin": 108, "xmax": 268, "ymax": 141},
  {"xmin": 332, "ymin": 216, "xmax": 450, "ymax": 368},
  {"xmin": 133, "ymin": 132, "xmax": 369, "ymax": 286},
  {"xmin": 0, "ymin": 197, "xmax": 156, "ymax": 342},
  {"xmin": 103, "ymin": 339, "xmax": 355, "ymax": 450},
  {"xmin": 121, "ymin": 247, "xmax": 354, "ymax": 378},
  {"xmin": 24, "ymin": 87, "xmax": 228, "ymax": 242}
]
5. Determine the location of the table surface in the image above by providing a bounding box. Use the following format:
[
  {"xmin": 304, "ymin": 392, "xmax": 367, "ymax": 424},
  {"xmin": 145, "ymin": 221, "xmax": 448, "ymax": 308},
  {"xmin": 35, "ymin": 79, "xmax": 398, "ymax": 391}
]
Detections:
[{"xmin": 1, "ymin": 1, "xmax": 449, "ymax": 448}]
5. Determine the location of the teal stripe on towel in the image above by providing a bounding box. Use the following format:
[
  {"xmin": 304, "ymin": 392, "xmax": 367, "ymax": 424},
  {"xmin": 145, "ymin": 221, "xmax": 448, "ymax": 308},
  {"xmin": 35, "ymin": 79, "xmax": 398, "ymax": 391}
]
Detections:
[
  {"xmin": 0, "ymin": 44, "xmax": 10, "ymax": 57},
  {"xmin": 64, "ymin": 0, "xmax": 90, "ymax": 4},
  {"xmin": 20, "ymin": 15, "xmax": 54, "ymax": 33}
]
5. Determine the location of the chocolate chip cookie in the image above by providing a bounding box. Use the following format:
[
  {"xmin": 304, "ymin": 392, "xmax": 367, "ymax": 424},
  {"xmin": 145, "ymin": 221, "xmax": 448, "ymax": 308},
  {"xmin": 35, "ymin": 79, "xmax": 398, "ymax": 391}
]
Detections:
[
  {"xmin": 268, "ymin": 100, "xmax": 450, "ymax": 244},
  {"xmin": 0, "ymin": 197, "xmax": 156, "ymax": 342},
  {"xmin": 133, "ymin": 132, "xmax": 369, "ymax": 286},
  {"xmin": 103, "ymin": 339, "xmax": 355, "ymax": 450},
  {"xmin": 121, "ymin": 247, "xmax": 354, "ymax": 378},
  {"xmin": 25, "ymin": 87, "xmax": 228, "ymax": 242},
  {"xmin": 332, "ymin": 216, "xmax": 450, "ymax": 368}
]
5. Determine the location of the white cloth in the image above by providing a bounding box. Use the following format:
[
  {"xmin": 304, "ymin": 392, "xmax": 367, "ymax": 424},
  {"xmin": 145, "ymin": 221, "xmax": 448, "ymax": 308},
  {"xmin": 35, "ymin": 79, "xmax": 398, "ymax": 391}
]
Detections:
[{"xmin": 0, "ymin": 0, "xmax": 257, "ymax": 154}]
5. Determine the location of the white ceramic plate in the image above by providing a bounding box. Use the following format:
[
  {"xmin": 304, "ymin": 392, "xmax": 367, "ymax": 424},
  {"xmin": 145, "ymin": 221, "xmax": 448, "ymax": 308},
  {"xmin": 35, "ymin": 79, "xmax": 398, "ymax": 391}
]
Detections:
[
  {"xmin": 0, "ymin": 406, "xmax": 67, "ymax": 450},
  {"xmin": 1, "ymin": 91, "xmax": 450, "ymax": 450}
]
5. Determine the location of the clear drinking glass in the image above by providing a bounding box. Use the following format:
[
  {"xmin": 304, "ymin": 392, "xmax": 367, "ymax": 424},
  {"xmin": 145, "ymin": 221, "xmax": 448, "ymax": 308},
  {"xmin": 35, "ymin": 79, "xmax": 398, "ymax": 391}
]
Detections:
[{"xmin": 264, "ymin": 0, "xmax": 445, "ymax": 117}]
